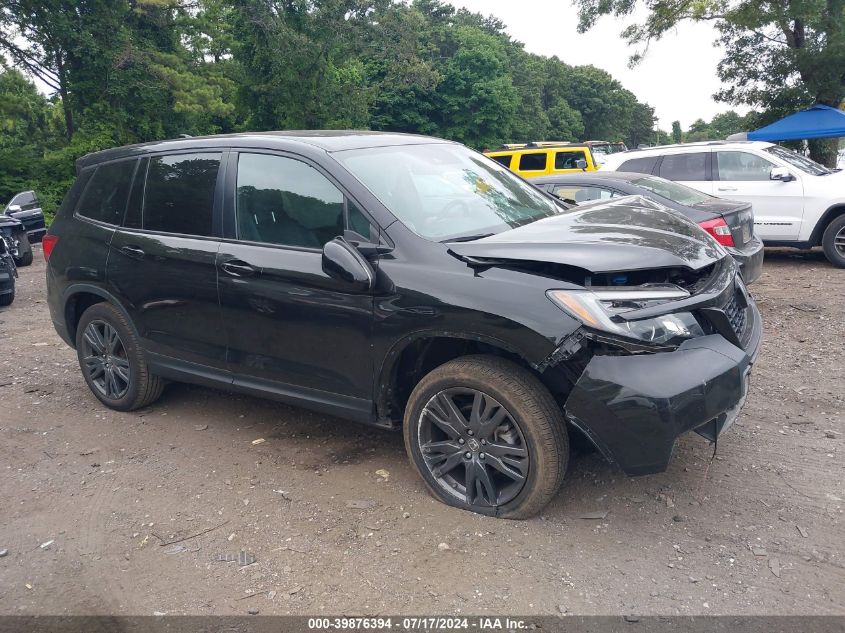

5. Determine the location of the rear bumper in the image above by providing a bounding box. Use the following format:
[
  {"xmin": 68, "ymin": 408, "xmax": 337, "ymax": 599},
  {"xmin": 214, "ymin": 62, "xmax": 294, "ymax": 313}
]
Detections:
[
  {"xmin": 728, "ymin": 236, "xmax": 764, "ymax": 285},
  {"xmin": 564, "ymin": 299, "xmax": 762, "ymax": 476}
]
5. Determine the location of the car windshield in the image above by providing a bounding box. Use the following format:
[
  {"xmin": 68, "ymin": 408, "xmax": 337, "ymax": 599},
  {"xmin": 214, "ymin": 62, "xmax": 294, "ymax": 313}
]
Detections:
[
  {"xmin": 334, "ymin": 143, "xmax": 562, "ymax": 241},
  {"xmin": 764, "ymin": 145, "xmax": 831, "ymax": 175},
  {"xmin": 631, "ymin": 175, "xmax": 714, "ymax": 206}
]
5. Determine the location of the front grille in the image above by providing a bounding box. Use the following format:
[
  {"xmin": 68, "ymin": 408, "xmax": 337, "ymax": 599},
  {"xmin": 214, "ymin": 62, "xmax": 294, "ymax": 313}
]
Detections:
[{"xmin": 723, "ymin": 291, "xmax": 747, "ymax": 340}]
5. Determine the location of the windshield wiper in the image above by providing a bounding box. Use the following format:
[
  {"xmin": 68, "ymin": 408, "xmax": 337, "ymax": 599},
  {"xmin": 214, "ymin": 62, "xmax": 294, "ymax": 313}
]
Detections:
[{"xmin": 442, "ymin": 233, "xmax": 495, "ymax": 243}]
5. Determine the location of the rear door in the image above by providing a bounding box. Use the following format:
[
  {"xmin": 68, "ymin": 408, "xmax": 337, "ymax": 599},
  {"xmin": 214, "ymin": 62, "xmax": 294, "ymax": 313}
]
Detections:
[
  {"xmin": 217, "ymin": 150, "xmax": 376, "ymax": 418},
  {"xmin": 713, "ymin": 150, "xmax": 804, "ymax": 241},
  {"xmin": 108, "ymin": 151, "xmax": 228, "ymax": 369},
  {"xmin": 656, "ymin": 151, "xmax": 713, "ymax": 195}
]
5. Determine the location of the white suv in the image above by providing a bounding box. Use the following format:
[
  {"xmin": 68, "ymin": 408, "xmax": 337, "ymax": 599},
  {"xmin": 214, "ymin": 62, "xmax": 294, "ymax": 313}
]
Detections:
[{"xmin": 600, "ymin": 141, "xmax": 845, "ymax": 267}]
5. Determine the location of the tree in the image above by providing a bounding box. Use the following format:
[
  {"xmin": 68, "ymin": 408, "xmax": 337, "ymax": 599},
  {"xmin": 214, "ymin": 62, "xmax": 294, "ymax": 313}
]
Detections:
[
  {"xmin": 575, "ymin": 0, "xmax": 845, "ymax": 165},
  {"xmin": 671, "ymin": 120, "xmax": 682, "ymax": 143}
]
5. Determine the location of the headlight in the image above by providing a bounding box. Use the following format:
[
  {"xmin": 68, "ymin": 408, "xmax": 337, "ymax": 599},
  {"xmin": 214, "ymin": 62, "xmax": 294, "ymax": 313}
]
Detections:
[{"xmin": 547, "ymin": 287, "xmax": 705, "ymax": 345}]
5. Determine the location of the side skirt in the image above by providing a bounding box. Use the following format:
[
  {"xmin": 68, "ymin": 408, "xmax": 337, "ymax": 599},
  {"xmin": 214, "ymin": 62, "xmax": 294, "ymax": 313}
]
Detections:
[{"xmin": 146, "ymin": 352, "xmax": 382, "ymax": 427}]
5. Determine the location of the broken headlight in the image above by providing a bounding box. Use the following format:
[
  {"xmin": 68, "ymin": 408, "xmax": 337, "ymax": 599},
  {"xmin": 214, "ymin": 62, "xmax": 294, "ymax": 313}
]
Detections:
[{"xmin": 547, "ymin": 286, "xmax": 705, "ymax": 345}]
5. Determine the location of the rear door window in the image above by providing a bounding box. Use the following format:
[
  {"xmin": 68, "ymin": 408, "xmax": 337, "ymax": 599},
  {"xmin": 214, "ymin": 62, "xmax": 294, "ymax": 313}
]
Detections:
[
  {"xmin": 76, "ymin": 159, "xmax": 138, "ymax": 225},
  {"xmin": 618, "ymin": 156, "xmax": 659, "ymax": 174},
  {"xmin": 658, "ymin": 152, "xmax": 709, "ymax": 181},
  {"xmin": 518, "ymin": 152, "xmax": 547, "ymax": 172},
  {"xmin": 236, "ymin": 153, "xmax": 345, "ymax": 249},
  {"xmin": 716, "ymin": 151, "xmax": 774, "ymax": 181},
  {"xmin": 143, "ymin": 153, "xmax": 222, "ymax": 236}
]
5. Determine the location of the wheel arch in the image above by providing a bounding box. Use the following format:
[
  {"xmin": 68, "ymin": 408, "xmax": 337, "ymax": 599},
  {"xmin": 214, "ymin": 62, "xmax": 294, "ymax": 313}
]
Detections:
[
  {"xmin": 376, "ymin": 330, "xmax": 554, "ymax": 426},
  {"xmin": 810, "ymin": 204, "xmax": 845, "ymax": 246},
  {"xmin": 62, "ymin": 284, "xmax": 139, "ymax": 348}
]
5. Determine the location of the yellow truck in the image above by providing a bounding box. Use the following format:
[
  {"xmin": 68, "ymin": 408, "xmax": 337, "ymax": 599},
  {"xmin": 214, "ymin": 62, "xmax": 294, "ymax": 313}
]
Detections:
[{"xmin": 483, "ymin": 142, "xmax": 600, "ymax": 178}]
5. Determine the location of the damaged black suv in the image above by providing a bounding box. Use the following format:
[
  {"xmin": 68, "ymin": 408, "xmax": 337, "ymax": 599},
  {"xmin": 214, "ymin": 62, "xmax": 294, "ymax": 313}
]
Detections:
[{"xmin": 45, "ymin": 132, "xmax": 761, "ymax": 518}]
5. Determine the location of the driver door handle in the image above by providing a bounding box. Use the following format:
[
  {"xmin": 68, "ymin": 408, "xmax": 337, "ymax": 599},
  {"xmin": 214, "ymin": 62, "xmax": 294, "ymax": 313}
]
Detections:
[
  {"xmin": 717, "ymin": 187, "xmax": 738, "ymax": 192},
  {"xmin": 120, "ymin": 245, "xmax": 145, "ymax": 259},
  {"xmin": 220, "ymin": 259, "xmax": 257, "ymax": 277}
]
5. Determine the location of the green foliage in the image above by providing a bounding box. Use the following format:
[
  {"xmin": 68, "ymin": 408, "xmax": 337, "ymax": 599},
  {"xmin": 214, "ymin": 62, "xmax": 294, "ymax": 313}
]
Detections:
[
  {"xmin": 0, "ymin": 0, "xmax": 666, "ymax": 218},
  {"xmin": 671, "ymin": 121, "xmax": 682, "ymax": 143},
  {"xmin": 682, "ymin": 110, "xmax": 757, "ymax": 142}
]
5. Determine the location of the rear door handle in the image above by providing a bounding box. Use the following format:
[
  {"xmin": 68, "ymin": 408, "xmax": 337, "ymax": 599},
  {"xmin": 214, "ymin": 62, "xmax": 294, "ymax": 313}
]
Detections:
[
  {"xmin": 120, "ymin": 245, "xmax": 145, "ymax": 259},
  {"xmin": 220, "ymin": 259, "xmax": 257, "ymax": 277},
  {"xmin": 717, "ymin": 187, "xmax": 738, "ymax": 192}
]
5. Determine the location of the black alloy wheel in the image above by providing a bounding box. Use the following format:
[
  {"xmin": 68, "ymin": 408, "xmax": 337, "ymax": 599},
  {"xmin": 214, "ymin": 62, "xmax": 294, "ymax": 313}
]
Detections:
[
  {"xmin": 80, "ymin": 320, "xmax": 132, "ymax": 400},
  {"xmin": 418, "ymin": 388, "xmax": 529, "ymax": 507}
]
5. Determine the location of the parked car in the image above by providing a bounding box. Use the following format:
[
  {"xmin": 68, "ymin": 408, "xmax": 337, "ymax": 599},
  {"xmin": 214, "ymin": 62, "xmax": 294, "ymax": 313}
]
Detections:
[
  {"xmin": 600, "ymin": 141, "xmax": 845, "ymax": 267},
  {"xmin": 45, "ymin": 132, "xmax": 761, "ymax": 518},
  {"xmin": 4, "ymin": 190, "xmax": 47, "ymax": 243},
  {"xmin": 0, "ymin": 213, "xmax": 34, "ymax": 266},
  {"xmin": 0, "ymin": 230, "xmax": 17, "ymax": 307},
  {"xmin": 532, "ymin": 172, "xmax": 764, "ymax": 284},
  {"xmin": 484, "ymin": 142, "xmax": 599, "ymax": 177}
]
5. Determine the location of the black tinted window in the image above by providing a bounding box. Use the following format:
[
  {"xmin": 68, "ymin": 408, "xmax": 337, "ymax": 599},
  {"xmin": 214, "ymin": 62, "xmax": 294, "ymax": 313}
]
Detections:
[
  {"xmin": 143, "ymin": 153, "xmax": 221, "ymax": 236},
  {"xmin": 554, "ymin": 150, "xmax": 588, "ymax": 170},
  {"xmin": 76, "ymin": 160, "xmax": 137, "ymax": 225},
  {"xmin": 658, "ymin": 152, "xmax": 708, "ymax": 181},
  {"xmin": 619, "ymin": 156, "xmax": 659, "ymax": 174},
  {"xmin": 518, "ymin": 153, "xmax": 547, "ymax": 171},
  {"xmin": 489, "ymin": 155, "xmax": 512, "ymax": 167},
  {"xmin": 236, "ymin": 153, "xmax": 344, "ymax": 248}
]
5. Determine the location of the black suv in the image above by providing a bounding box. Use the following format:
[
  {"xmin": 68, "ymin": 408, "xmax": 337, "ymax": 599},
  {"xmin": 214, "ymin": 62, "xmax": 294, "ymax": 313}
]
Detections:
[{"xmin": 46, "ymin": 132, "xmax": 761, "ymax": 518}]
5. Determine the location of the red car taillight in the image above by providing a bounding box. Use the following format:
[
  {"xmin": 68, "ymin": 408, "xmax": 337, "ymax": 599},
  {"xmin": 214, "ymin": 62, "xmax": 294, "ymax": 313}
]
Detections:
[
  {"xmin": 42, "ymin": 234, "xmax": 59, "ymax": 261},
  {"xmin": 698, "ymin": 218, "xmax": 735, "ymax": 247}
]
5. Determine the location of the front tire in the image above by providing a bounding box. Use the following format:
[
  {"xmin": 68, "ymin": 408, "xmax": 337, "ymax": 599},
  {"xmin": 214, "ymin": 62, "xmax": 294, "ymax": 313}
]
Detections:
[
  {"xmin": 821, "ymin": 215, "xmax": 845, "ymax": 268},
  {"xmin": 75, "ymin": 303, "xmax": 164, "ymax": 411},
  {"xmin": 403, "ymin": 355, "xmax": 568, "ymax": 519}
]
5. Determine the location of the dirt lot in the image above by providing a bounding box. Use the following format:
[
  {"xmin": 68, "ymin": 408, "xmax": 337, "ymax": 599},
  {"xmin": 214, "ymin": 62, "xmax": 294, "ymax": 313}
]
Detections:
[{"xmin": 0, "ymin": 248, "xmax": 843, "ymax": 617}]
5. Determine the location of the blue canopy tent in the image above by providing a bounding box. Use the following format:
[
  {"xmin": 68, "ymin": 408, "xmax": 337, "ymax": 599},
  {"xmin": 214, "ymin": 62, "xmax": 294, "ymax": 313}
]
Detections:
[{"xmin": 748, "ymin": 104, "xmax": 845, "ymax": 141}]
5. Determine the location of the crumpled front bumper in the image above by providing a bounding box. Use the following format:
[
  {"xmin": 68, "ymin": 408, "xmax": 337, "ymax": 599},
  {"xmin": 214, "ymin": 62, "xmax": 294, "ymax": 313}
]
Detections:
[{"xmin": 564, "ymin": 298, "xmax": 761, "ymax": 476}]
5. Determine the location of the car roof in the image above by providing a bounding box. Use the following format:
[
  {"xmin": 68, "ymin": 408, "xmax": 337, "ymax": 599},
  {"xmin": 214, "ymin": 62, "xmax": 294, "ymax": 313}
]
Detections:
[
  {"xmin": 532, "ymin": 172, "xmax": 649, "ymax": 185},
  {"xmin": 76, "ymin": 131, "xmax": 451, "ymax": 171},
  {"xmin": 613, "ymin": 140, "xmax": 774, "ymax": 157}
]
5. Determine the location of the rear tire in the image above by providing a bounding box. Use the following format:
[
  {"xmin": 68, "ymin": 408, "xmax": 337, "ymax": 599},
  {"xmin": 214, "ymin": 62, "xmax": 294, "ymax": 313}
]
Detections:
[
  {"xmin": 14, "ymin": 233, "xmax": 33, "ymax": 267},
  {"xmin": 75, "ymin": 302, "xmax": 164, "ymax": 411},
  {"xmin": 403, "ymin": 355, "xmax": 568, "ymax": 519},
  {"xmin": 821, "ymin": 215, "xmax": 845, "ymax": 268},
  {"xmin": 0, "ymin": 290, "xmax": 13, "ymax": 307}
]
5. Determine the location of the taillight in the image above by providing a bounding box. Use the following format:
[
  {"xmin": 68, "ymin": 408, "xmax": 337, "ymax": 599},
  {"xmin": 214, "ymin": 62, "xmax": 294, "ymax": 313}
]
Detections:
[
  {"xmin": 698, "ymin": 218, "xmax": 734, "ymax": 247},
  {"xmin": 42, "ymin": 234, "xmax": 59, "ymax": 261}
]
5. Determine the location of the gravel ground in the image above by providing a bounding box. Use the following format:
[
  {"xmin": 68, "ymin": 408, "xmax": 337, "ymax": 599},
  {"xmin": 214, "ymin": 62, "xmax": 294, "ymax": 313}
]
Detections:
[{"xmin": 0, "ymin": 247, "xmax": 842, "ymax": 616}]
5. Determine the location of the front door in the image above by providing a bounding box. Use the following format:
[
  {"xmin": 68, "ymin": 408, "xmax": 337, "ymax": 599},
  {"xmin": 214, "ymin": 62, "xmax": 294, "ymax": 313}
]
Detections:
[
  {"xmin": 217, "ymin": 151, "xmax": 375, "ymax": 418},
  {"xmin": 107, "ymin": 152, "xmax": 228, "ymax": 369},
  {"xmin": 714, "ymin": 150, "xmax": 804, "ymax": 241}
]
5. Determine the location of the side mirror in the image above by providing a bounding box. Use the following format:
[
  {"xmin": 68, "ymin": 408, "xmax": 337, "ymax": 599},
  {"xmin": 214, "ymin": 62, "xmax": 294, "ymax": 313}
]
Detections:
[
  {"xmin": 576, "ymin": 159, "xmax": 588, "ymax": 171},
  {"xmin": 322, "ymin": 237, "xmax": 374, "ymax": 291},
  {"xmin": 6, "ymin": 204, "xmax": 21, "ymax": 214},
  {"xmin": 770, "ymin": 167, "xmax": 795, "ymax": 182}
]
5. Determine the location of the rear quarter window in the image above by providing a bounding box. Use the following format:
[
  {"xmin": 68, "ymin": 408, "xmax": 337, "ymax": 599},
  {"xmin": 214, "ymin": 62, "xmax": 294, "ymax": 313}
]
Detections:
[
  {"xmin": 618, "ymin": 156, "xmax": 659, "ymax": 174},
  {"xmin": 488, "ymin": 154, "xmax": 513, "ymax": 167},
  {"xmin": 76, "ymin": 160, "xmax": 138, "ymax": 225},
  {"xmin": 658, "ymin": 152, "xmax": 708, "ymax": 181}
]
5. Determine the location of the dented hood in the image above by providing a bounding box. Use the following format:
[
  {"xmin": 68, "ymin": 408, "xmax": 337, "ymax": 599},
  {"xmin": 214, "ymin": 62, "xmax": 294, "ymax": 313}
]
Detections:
[{"xmin": 448, "ymin": 196, "xmax": 726, "ymax": 273}]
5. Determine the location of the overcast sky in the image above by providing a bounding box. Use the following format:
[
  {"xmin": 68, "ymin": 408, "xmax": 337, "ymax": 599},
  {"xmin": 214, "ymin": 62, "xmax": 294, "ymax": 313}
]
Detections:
[{"xmin": 447, "ymin": 0, "xmax": 747, "ymax": 131}]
